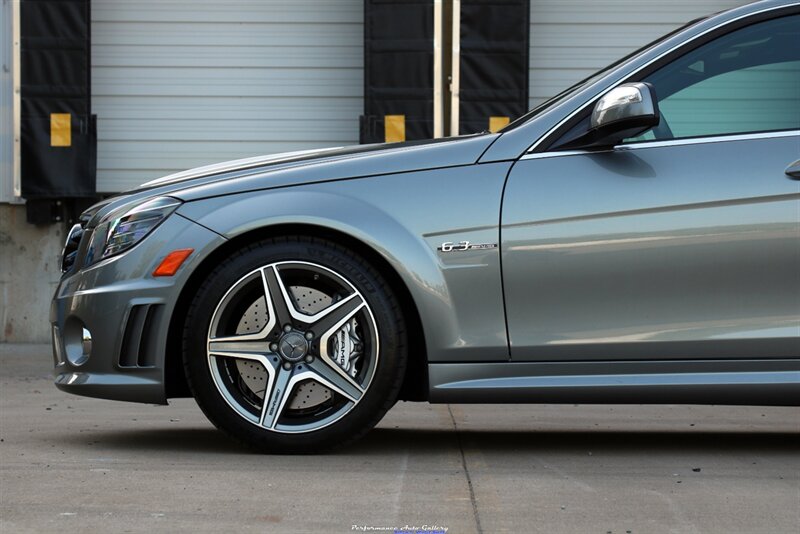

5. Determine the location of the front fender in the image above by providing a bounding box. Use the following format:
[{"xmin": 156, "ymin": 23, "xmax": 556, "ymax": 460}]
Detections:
[{"xmin": 176, "ymin": 164, "xmax": 511, "ymax": 362}]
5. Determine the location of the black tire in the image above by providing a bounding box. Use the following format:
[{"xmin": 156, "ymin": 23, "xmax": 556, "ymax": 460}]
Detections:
[{"xmin": 182, "ymin": 236, "xmax": 407, "ymax": 453}]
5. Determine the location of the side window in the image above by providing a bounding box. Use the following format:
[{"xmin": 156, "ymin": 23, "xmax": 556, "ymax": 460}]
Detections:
[{"xmin": 628, "ymin": 15, "xmax": 800, "ymax": 142}]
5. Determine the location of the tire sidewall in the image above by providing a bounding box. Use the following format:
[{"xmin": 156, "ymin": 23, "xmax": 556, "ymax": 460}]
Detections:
[{"xmin": 183, "ymin": 237, "xmax": 406, "ymax": 453}]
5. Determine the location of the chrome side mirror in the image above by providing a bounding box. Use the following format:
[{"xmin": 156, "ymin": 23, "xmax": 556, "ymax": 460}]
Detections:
[
  {"xmin": 591, "ymin": 82, "xmax": 658, "ymax": 132},
  {"xmin": 566, "ymin": 82, "xmax": 660, "ymax": 150}
]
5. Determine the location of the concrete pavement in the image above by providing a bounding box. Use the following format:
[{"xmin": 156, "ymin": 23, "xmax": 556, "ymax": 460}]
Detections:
[{"xmin": 1, "ymin": 343, "xmax": 798, "ymax": 533}]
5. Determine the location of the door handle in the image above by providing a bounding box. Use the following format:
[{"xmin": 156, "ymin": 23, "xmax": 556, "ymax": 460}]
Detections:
[{"xmin": 786, "ymin": 159, "xmax": 800, "ymax": 180}]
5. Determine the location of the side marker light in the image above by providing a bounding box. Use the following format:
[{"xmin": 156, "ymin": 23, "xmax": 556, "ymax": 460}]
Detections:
[{"xmin": 153, "ymin": 248, "xmax": 194, "ymax": 277}]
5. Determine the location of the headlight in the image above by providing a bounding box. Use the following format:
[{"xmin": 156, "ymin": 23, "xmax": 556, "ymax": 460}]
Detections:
[{"xmin": 85, "ymin": 196, "xmax": 182, "ymax": 265}]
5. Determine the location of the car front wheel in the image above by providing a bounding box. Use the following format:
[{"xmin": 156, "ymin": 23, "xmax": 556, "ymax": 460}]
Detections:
[{"xmin": 182, "ymin": 236, "xmax": 407, "ymax": 453}]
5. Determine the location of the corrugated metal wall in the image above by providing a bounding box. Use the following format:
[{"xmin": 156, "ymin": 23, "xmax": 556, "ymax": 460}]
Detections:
[
  {"xmin": 91, "ymin": 0, "xmax": 363, "ymax": 192},
  {"xmin": 528, "ymin": 0, "xmax": 752, "ymax": 108}
]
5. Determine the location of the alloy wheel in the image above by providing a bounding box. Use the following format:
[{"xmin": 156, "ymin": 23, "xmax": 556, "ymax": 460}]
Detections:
[{"xmin": 206, "ymin": 261, "xmax": 379, "ymax": 433}]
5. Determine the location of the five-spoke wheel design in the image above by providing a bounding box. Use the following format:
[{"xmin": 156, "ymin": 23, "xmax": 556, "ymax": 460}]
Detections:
[{"xmin": 206, "ymin": 261, "xmax": 379, "ymax": 434}]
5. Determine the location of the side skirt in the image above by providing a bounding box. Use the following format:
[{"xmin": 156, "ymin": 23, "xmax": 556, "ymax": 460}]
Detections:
[{"xmin": 428, "ymin": 359, "xmax": 800, "ymax": 406}]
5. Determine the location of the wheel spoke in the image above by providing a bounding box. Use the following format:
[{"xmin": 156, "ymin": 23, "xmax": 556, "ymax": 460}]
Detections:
[
  {"xmin": 262, "ymin": 265, "xmax": 296, "ymax": 329},
  {"xmin": 208, "ymin": 339, "xmax": 272, "ymax": 357},
  {"xmin": 305, "ymin": 358, "xmax": 364, "ymax": 403},
  {"xmin": 259, "ymin": 364, "xmax": 293, "ymax": 429},
  {"xmin": 310, "ymin": 293, "xmax": 365, "ymax": 340},
  {"xmin": 208, "ymin": 269, "xmax": 279, "ymax": 342}
]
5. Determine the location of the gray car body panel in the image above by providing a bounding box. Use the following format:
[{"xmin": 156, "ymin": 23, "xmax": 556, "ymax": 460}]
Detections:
[
  {"xmin": 503, "ymin": 133, "xmax": 800, "ymax": 361},
  {"xmin": 84, "ymin": 133, "xmax": 499, "ymax": 227},
  {"xmin": 50, "ymin": 214, "xmax": 226, "ymax": 403},
  {"xmin": 177, "ymin": 163, "xmax": 511, "ymax": 363},
  {"xmin": 429, "ymin": 360, "xmax": 800, "ymax": 405},
  {"xmin": 50, "ymin": 0, "xmax": 800, "ymax": 406}
]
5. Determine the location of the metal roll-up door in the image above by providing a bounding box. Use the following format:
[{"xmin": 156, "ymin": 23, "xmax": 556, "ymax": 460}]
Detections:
[
  {"xmin": 92, "ymin": 0, "xmax": 363, "ymax": 192},
  {"xmin": 528, "ymin": 0, "xmax": 751, "ymax": 108}
]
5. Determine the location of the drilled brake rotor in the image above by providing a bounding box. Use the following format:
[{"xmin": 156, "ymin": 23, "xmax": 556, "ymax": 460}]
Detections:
[{"xmin": 234, "ymin": 286, "xmax": 359, "ymax": 409}]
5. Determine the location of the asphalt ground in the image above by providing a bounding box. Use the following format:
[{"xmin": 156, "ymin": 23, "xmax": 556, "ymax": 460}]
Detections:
[{"xmin": 1, "ymin": 343, "xmax": 798, "ymax": 534}]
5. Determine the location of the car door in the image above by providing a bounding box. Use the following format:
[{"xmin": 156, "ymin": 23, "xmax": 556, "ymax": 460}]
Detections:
[{"xmin": 501, "ymin": 13, "xmax": 800, "ymax": 361}]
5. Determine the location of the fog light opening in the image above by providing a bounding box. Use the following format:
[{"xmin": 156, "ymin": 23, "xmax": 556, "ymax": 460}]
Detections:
[{"xmin": 63, "ymin": 318, "xmax": 91, "ymax": 366}]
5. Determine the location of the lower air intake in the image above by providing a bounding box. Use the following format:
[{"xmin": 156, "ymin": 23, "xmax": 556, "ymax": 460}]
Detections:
[{"xmin": 119, "ymin": 304, "xmax": 163, "ymax": 368}]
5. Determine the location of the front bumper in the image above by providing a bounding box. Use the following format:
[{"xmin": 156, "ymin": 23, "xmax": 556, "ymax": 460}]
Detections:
[{"xmin": 50, "ymin": 212, "xmax": 225, "ymax": 404}]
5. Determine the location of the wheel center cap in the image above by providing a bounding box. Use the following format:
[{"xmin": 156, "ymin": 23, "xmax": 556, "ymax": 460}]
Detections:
[{"xmin": 278, "ymin": 332, "xmax": 309, "ymax": 362}]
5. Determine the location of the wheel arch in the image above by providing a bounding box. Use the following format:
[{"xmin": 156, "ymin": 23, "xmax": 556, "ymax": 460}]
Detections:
[{"xmin": 165, "ymin": 223, "xmax": 429, "ymax": 402}]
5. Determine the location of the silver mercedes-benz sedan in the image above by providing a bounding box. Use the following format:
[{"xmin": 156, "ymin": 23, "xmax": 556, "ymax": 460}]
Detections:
[{"xmin": 52, "ymin": 0, "xmax": 800, "ymax": 452}]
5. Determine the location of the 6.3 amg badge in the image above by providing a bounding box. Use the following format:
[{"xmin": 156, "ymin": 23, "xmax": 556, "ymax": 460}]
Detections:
[{"xmin": 437, "ymin": 240, "xmax": 498, "ymax": 252}]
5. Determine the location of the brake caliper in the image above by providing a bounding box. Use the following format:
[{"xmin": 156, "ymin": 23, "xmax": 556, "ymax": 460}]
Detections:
[{"xmin": 332, "ymin": 317, "xmax": 361, "ymax": 377}]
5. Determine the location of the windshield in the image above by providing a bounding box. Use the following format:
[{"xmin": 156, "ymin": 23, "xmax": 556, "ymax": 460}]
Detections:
[{"xmin": 500, "ymin": 15, "xmax": 709, "ymax": 133}]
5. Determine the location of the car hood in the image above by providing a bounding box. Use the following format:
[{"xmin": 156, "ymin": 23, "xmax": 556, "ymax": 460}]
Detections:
[
  {"xmin": 140, "ymin": 145, "xmax": 375, "ymax": 189},
  {"xmin": 84, "ymin": 133, "xmax": 499, "ymax": 227},
  {"xmin": 145, "ymin": 133, "xmax": 497, "ymax": 194}
]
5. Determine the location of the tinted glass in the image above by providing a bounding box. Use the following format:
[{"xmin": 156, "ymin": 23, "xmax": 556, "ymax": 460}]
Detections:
[
  {"xmin": 501, "ymin": 16, "xmax": 708, "ymax": 133},
  {"xmin": 628, "ymin": 15, "xmax": 800, "ymax": 142}
]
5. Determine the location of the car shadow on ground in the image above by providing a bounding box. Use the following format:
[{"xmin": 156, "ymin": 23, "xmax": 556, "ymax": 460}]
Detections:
[{"xmin": 55, "ymin": 427, "xmax": 800, "ymax": 456}]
